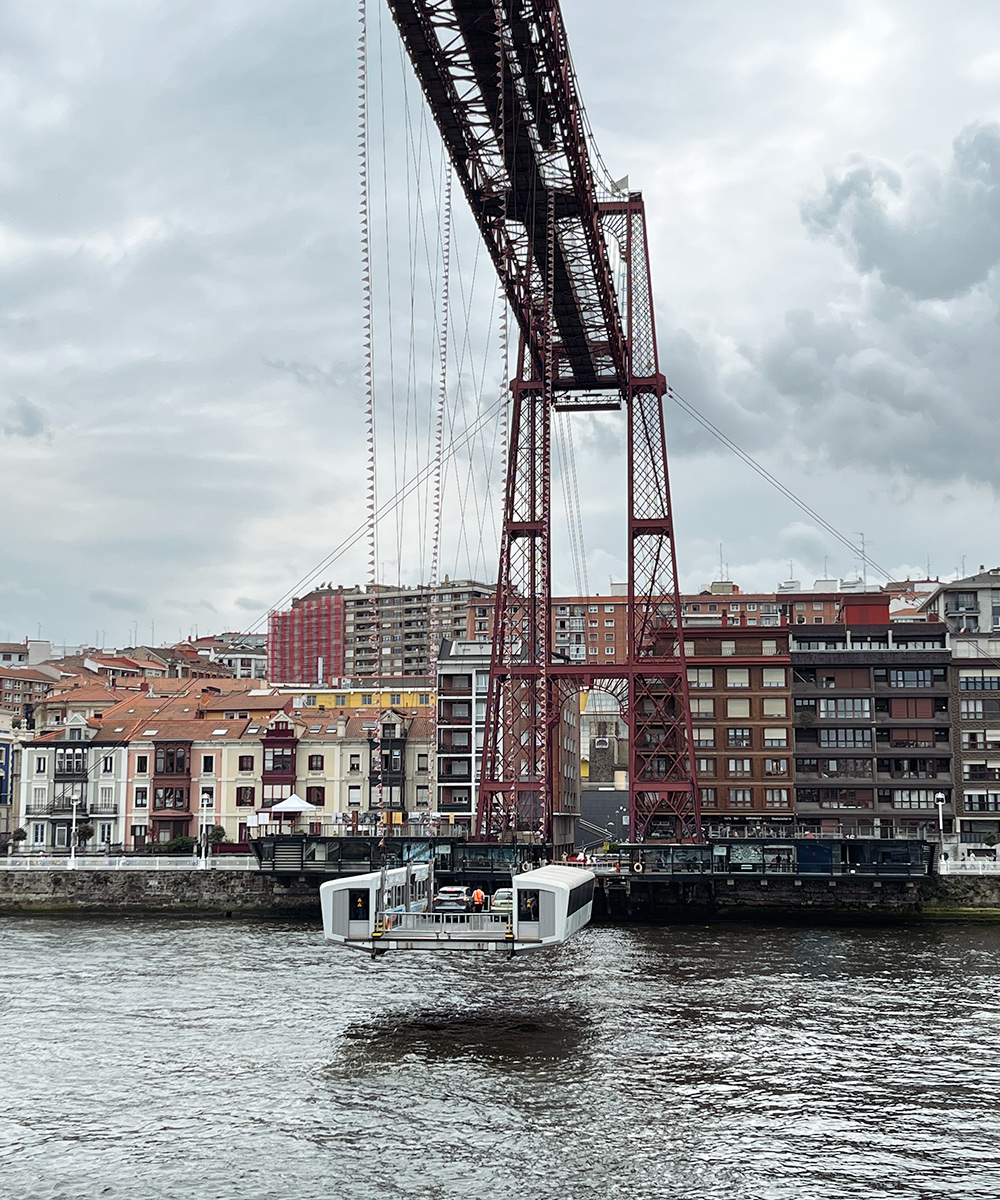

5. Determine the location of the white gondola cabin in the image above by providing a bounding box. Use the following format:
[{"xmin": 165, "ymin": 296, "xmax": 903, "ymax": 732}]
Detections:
[{"xmin": 320, "ymin": 864, "xmax": 595, "ymax": 955}]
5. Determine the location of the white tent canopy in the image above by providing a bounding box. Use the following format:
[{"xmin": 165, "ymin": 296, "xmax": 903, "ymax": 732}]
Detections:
[{"xmin": 267, "ymin": 793, "xmax": 317, "ymax": 813}]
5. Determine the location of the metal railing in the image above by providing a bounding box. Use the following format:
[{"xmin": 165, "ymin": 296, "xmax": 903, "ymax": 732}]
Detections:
[
  {"xmin": 1, "ymin": 854, "xmax": 259, "ymax": 871},
  {"xmin": 378, "ymin": 910, "xmax": 511, "ymax": 934}
]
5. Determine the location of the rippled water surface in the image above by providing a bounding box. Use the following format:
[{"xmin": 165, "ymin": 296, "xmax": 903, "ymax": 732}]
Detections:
[{"xmin": 1, "ymin": 917, "xmax": 999, "ymax": 1199}]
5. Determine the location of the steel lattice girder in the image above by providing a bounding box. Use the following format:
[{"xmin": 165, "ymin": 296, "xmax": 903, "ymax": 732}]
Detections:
[
  {"xmin": 384, "ymin": 0, "xmax": 627, "ymax": 389},
  {"xmin": 387, "ymin": 0, "xmax": 701, "ymax": 843}
]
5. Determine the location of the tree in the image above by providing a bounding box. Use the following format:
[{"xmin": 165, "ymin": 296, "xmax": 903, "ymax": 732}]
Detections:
[
  {"xmin": 75, "ymin": 824, "xmax": 95, "ymax": 847},
  {"xmin": 208, "ymin": 825, "xmax": 227, "ymax": 846},
  {"xmin": 11, "ymin": 828, "xmax": 27, "ymax": 844}
]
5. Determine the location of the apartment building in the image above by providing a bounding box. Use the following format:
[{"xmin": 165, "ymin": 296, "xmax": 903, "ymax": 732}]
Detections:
[
  {"xmin": 684, "ymin": 626, "xmax": 793, "ymax": 832},
  {"xmin": 435, "ymin": 638, "xmax": 579, "ymax": 849},
  {"xmin": 921, "ymin": 568, "xmax": 1000, "ymax": 840},
  {"xmin": 269, "ymin": 580, "xmax": 492, "ymax": 684},
  {"xmin": 789, "ymin": 604, "xmax": 953, "ymax": 839},
  {"xmin": 0, "ymin": 667, "xmax": 54, "ymax": 727},
  {"xmin": 18, "ymin": 697, "xmax": 436, "ymax": 851}
]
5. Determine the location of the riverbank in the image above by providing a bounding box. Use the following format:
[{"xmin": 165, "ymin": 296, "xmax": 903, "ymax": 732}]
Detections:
[{"xmin": 4, "ymin": 867, "xmax": 1000, "ymax": 922}]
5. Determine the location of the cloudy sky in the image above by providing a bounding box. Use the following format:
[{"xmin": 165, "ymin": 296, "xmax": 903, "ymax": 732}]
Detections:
[{"xmin": 2, "ymin": 0, "xmax": 1000, "ymax": 647}]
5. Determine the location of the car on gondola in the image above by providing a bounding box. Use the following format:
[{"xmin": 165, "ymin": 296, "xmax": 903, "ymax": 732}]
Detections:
[
  {"xmin": 489, "ymin": 887, "xmax": 513, "ymax": 914},
  {"xmin": 432, "ymin": 885, "xmax": 471, "ymax": 912}
]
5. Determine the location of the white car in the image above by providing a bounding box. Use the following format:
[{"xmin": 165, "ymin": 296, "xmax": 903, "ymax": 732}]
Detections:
[{"xmin": 490, "ymin": 887, "xmax": 513, "ymax": 914}]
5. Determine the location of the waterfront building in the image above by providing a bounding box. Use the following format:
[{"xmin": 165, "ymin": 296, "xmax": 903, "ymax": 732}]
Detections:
[
  {"xmin": 920, "ymin": 568, "xmax": 1000, "ymax": 841},
  {"xmin": 684, "ymin": 625, "xmax": 794, "ymax": 834},
  {"xmin": 789, "ymin": 599, "xmax": 953, "ymax": 840}
]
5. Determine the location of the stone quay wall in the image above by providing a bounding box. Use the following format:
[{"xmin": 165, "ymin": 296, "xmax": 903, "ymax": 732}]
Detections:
[
  {"xmin": 2, "ymin": 869, "xmax": 1000, "ymax": 923},
  {"xmin": 0, "ymin": 869, "xmax": 320, "ymax": 918}
]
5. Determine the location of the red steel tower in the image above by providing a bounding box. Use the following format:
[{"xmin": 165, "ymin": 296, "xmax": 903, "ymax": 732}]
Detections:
[{"xmin": 387, "ymin": 0, "xmax": 700, "ymax": 843}]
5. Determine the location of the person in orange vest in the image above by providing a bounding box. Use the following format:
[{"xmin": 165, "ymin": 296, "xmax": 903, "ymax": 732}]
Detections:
[{"xmin": 472, "ymin": 887, "xmax": 485, "ymax": 913}]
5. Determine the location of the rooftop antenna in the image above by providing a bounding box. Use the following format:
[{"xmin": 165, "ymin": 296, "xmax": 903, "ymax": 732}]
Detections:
[
  {"xmin": 854, "ymin": 533, "xmax": 868, "ymax": 589},
  {"xmin": 719, "ymin": 543, "xmax": 725, "ymax": 581},
  {"xmin": 961, "ymin": 555, "xmax": 966, "ymax": 577},
  {"xmin": 823, "ymin": 556, "xmax": 828, "ymax": 578}
]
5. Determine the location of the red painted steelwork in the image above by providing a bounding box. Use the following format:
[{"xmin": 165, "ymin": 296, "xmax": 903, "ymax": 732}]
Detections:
[{"xmin": 385, "ymin": 0, "xmax": 700, "ymax": 841}]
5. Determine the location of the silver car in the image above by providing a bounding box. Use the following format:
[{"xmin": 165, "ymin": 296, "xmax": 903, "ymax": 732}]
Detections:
[{"xmin": 433, "ymin": 886, "xmax": 471, "ymax": 912}]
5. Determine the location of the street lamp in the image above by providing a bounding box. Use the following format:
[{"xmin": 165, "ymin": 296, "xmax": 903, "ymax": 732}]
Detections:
[
  {"xmin": 199, "ymin": 790, "xmax": 214, "ymax": 869},
  {"xmin": 935, "ymin": 792, "xmax": 946, "ymax": 844},
  {"xmin": 69, "ymin": 798, "xmax": 80, "ymax": 869}
]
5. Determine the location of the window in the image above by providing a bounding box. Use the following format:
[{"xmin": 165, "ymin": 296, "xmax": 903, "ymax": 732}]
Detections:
[
  {"xmin": 687, "ymin": 667, "xmax": 713, "ymax": 688},
  {"xmin": 887, "ymin": 668, "xmax": 933, "ymax": 688},
  {"xmin": 390, "ymin": 693, "xmax": 401, "ymax": 705},
  {"xmin": 726, "ymin": 668, "xmax": 749, "ymax": 688},
  {"xmin": 306, "ymin": 786, "xmax": 325, "ymax": 807},
  {"xmin": 604, "ymin": 606, "xmax": 615, "ymax": 613},
  {"xmin": 763, "ymin": 728, "xmax": 788, "ymax": 748},
  {"xmin": 154, "ymin": 746, "xmax": 187, "ymax": 774},
  {"xmin": 891, "ymin": 789, "xmax": 938, "ymax": 809},
  {"xmin": 348, "ymin": 785, "xmax": 361, "ymax": 807},
  {"xmin": 818, "ymin": 697, "xmax": 870, "ymax": 718},
  {"xmin": 236, "ymin": 786, "xmax": 255, "ymax": 807},
  {"xmin": 103, "ymin": 756, "xmax": 114, "ymax": 773},
  {"xmin": 696, "ymin": 758, "xmax": 715, "ymax": 776},
  {"xmin": 415, "ymin": 784, "xmax": 429, "ymax": 808},
  {"xmin": 308, "ymin": 754, "xmax": 324, "ymax": 771},
  {"xmin": 238, "ymin": 755, "xmax": 254, "ymax": 772},
  {"xmin": 764, "ymin": 759, "xmax": 788, "ymax": 776},
  {"xmin": 818, "ymin": 728, "xmax": 873, "ymax": 748},
  {"xmin": 361, "ymin": 694, "xmax": 373, "ymax": 704},
  {"xmin": 153, "ymin": 787, "xmax": 188, "ymax": 810},
  {"xmin": 136, "ymin": 755, "xmax": 148, "ymax": 774},
  {"xmin": 100, "ymin": 786, "xmax": 113, "ymax": 804},
  {"xmin": 727, "ymin": 698, "xmax": 750, "ymax": 718},
  {"xmin": 690, "ymin": 698, "xmax": 714, "ymax": 718},
  {"xmin": 699, "ymin": 787, "xmax": 716, "ymax": 805},
  {"xmin": 762, "ymin": 698, "xmax": 787, "ymax": 718},
  {"xmin": 728, "ymin": 789, "xmax": 752, "ymax": 808},
  {"xmin": 965, "ymin": 793, "xmax": 1000, "ymax": 812},
  {"xmin": 692, "ymin": 729, "xmax": 715, "ymax": 747},
  {"xmin": 35, "ymin": 757, "xmax": 46, "ymax": 774},
  {"xmin": 721, "ymin": 641, "xmax": 735, "ymax": 657},
  {"xmin": 202, "ymin": 755, "xmax": 214, "ymax": 774},
  {"xmin": 761, "ymin": 640, "xmax": 778, "ymax": 656},
  {"xmin": 68, "ymin": 728, "xmax": 82, "ymax": 741},
  {"xmin": 765, "ymin": 789, "xmax": 789, "ymax": 807},
  {"xmin": 335, "ymin": 695, "xmax": 347, "ymax": 706},
  {"xmin": 728, "ymin": 758, "xmax": 751, "ymax": 777},
  {"xmin": 419, "ymin": 694, "xmax": 430, "ymax": 705},
  {"xmin": 728, "ymin": 728, "xmax": 751, "ymax": 748},
  {"xmin": 762, "ymin": 668, "xmax": 785, "ymax": 688},
  {"xmin": 134, "ymin": 788, "xmax": 148, "ymax": 808},
  {"xmin": 200, "ymin": 787, "xmax": 214, "ymax": 808},
  {"xmin": 414, "ymin": 753, "xmax": 428, "ymax": 772},
  {"xmin": 263, "ymin": 747, "xmax": 293, "ymax": 772},
  {"xmin": 349, "ymin": 753, "xmax": 361, "ymax": 773},
  {"xmin": 604, "ymin": 646, "xmax": 615, "ymax": 655},
  {"xmin": 32, "ymin": 823, "xmax": 45, "ymax": 845}
]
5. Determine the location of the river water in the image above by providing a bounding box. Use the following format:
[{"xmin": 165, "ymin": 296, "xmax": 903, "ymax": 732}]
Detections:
[{"xmin": 1, "ymin": 916, "xmax": 999, "ymax": 1200}]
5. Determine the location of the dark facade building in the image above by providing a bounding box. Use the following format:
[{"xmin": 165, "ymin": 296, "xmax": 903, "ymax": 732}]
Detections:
[{"xmin": 790, "ymin": 608, "xmax": 953, "ymax": 839}]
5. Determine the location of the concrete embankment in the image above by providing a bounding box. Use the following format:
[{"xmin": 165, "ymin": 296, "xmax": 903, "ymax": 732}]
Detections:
[
  {"xmin": 598, "ymin": 872, "xmax": 1000, "ymax": 923},
  {"xmin": 0, "ymin": 869, "xmax": 320, "ymax": 918},
  {"xmin": 4, "ymin": 869, "xmax": 1000, "ymax": 923}
]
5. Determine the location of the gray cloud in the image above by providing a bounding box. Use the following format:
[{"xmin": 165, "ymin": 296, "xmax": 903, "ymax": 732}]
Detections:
[
  {"xmin": 802, "ymin": 123, "xmax": 1000, "ymax": 301},
  {"xmin": 88, "ymin": 588, "xmax": 146, "ymax": 614},
  {"xmin": 2, "ymin": 396, "xmax": 47, "ymax": 439}
]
